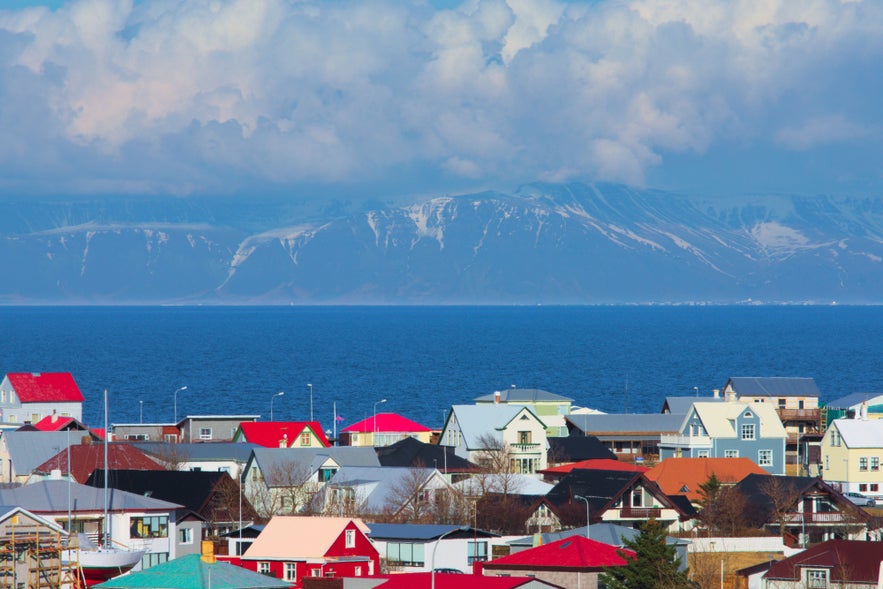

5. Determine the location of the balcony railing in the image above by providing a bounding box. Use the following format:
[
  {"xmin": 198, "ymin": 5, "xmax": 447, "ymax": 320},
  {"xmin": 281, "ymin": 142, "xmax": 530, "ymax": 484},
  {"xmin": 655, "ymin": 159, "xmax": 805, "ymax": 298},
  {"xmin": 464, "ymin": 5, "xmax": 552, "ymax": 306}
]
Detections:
[
  {"xmin": 510, "ymin": 443, "xmax": 542, "ymax": 453},
  {"xmin": 658, "ymin": 434, "xmax": 712, "ymax": 448},
  {"xmin": 619, "ymin": 507, "xmax": 662, "ymax": 519},
  {"xmin": 784, "ymin": 512, "xmax": 852, "ymax": 524},
  {"xmin": 777, "ymin": 408, "xmax": 821, "ymax": 422}
]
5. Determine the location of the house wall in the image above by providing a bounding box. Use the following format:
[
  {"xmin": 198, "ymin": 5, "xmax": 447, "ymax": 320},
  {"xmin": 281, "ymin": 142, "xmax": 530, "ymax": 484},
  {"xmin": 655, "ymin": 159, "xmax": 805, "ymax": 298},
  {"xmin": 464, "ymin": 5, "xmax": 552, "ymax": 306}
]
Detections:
[
  {"xmin": 374, "ymin": 536, "xmax": 514, "ymax": 574},
  {"xmin": 0, "ymin": 401, "xmax": 83, "ymax": 425},
  {"xmin": 181, "ymin": 418, "xmax": 257, "ymax": 443},
  {"xmin": 111, "ymin": 425, "xmax": 170, "ymax": 442},
  {"xmin": 483, "ymin": 568, "xmax": 599, "ymax": 589},
  {"xmin": 820, "ymin": 425, "xmax": 883, "ymax": 497},
  {"xmin": 501, "ymin": 410, "xmax": 549, "ymax": 473}
]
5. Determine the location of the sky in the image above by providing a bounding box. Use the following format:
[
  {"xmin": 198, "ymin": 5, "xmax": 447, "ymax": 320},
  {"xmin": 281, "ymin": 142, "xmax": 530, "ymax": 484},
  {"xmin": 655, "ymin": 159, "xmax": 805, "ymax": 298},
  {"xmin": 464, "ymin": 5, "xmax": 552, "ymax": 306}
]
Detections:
[{"xmin": 0, "ymin": 0, "xmax": 882, "ymax": 201}]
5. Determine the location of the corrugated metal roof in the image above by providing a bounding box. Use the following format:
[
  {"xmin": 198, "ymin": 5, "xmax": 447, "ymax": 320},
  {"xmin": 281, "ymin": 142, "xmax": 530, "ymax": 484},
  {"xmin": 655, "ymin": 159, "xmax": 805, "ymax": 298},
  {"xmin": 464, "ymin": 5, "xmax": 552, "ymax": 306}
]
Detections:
[
  {"xmin": 474, "ymin": 388, "xmax": 574, "ymax": 403},
  {"xmin": 242, "ymin": 516, "xmax": 371, "ymax": 560},
  {"xmin": 326, "ymin": 466, "xmax": 441, "ymax": 512},
  {"xmin": 450, "ymin": 405, "xmax": 545, "ymax": 449},
  {"xmin": 135, "ymin": 442, "xmax": 258, "ymax": 462},
  {"xmin": 94, "ymin": 553, "xmax": 290, "ymax": 589},
  {"xmin": 826, "ymin": 392, "xmax": 883, "ymax": 410},
  {"xmin": 250, "ymin": 446, "xmax": 379, "ymax": 484},
  {"xmin": 567, "ymin": 413, "xmax": 684, "ymax": 434},
  {"xmin": 33, "ymin": 443, "xmax": 165, "ymax": 483},
  {"xmin": 726, "ymin": 377, "xmax": 821, "ymax": 398},
  {"xmin": 238, "ymin": 421, "xmax": 331, "ymax": 448},
  {"xmin": 366, "ymin": 523, "xmax": 469, "ymax": 540},
  {"xmin": 341, "ymin": 413, "xmax": 432, "ymax": 434},
  {"xmin": 0, "ymin": 480, "xmax": 182, "ymax": 513},
  {"xmin": 4, "ymin": 372, "xmax": 84, "ymax": 403},
  {"xmin": 484, "ymin": 535, "xmax": 633, "ymax": 569},
  {"xmin": 3, "ymin": 431, "xmax": 92, "ymax": 474},
  {"xmin": 833, "ymin": 418, "xmax": 883, "ymax": 448}
]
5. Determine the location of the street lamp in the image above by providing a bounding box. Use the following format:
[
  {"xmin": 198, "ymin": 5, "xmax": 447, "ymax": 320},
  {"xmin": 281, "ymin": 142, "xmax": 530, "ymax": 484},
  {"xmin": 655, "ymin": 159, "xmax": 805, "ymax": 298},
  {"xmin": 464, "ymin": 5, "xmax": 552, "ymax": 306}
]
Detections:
[
  {"xmin": 308, "ymin": 383, "xmax": 313, "ymax": 422},
  {"xmin": 574, "ymin": 495, "xmax": 591, "ymax": 539},
  {"xmin": 373, "ymin": 399, "xmax": 387, "ymax": 445},
  {"xmin": 431, "ymin": 526, "xmax": 469, "ymax": 589},
  {"xmin": 139, "ymin": 401, "xmax": 143, "ymax": 424},
  {"xmin": 173, "ymin": 386, "xmax": 187, "ymax": 423},
  {"xmin": 270, "ymin": 391, "xmax": 284, "ymax": 421}
]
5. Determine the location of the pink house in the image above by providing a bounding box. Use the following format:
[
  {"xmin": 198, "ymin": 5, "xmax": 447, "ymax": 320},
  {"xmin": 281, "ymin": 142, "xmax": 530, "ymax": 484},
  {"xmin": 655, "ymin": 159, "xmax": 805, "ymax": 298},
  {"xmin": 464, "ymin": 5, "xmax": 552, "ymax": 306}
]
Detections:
[{"xmin": 223, "ymin": 516, "xmax": 379, "ymax": 587}]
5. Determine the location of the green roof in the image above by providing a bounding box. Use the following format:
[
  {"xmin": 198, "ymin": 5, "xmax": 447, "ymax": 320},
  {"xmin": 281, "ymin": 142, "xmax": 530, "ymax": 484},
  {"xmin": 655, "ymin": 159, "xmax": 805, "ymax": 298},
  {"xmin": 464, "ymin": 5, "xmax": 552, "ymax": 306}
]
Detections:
[{"xmin": 94, "ymin": 554, "xmax": 290, "ymax": 589}]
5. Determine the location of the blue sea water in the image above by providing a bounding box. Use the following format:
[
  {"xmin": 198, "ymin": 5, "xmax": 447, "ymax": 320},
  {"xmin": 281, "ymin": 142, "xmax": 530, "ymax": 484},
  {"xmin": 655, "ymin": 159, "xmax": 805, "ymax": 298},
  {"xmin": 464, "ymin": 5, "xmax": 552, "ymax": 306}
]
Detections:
[{"xmin": 0, "ymin": 305, "xmax": 881, "ymax": 431}]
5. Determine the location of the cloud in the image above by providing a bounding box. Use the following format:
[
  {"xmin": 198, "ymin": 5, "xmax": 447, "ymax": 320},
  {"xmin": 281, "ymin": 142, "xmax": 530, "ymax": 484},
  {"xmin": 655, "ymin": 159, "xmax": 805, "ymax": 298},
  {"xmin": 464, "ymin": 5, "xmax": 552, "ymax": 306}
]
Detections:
[{"xmin": 0, "ymin": 0, "xmax": 881, "ymax": 196}]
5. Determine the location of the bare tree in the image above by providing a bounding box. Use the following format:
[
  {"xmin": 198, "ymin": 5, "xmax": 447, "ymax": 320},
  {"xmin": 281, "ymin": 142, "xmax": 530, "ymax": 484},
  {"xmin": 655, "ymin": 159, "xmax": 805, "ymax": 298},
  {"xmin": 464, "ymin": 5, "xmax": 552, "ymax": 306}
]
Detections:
[
  {"xmin": 246, "ymin": 460, "xmax": 315, "ymax": 518},
  {"xmin": 382, "ymin": 467, "xmax": 435, "ymax": 523},
  {"xmin": 758, "ymin": 477, "xmax": 800, "ymax": 537}
]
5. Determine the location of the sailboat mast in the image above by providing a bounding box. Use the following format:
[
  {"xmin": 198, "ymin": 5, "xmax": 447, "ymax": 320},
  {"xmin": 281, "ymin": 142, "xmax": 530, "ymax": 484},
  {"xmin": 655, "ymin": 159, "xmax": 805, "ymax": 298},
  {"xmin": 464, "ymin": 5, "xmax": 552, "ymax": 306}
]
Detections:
[{"xmin": 104, "ymin": 387, "xmax": 109, "ymax": 548}]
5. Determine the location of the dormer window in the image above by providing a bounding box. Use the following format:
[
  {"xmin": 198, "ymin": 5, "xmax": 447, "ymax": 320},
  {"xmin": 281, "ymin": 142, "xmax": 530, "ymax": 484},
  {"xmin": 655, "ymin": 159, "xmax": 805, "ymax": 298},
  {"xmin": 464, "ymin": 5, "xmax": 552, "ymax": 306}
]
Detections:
[
  {"xmin": 741, "ymin": 424, "xmax": 756, "ymax": 440},
  {"xmin": 743, "ymin": 411, "xmax": 754, "ymax": 419}
]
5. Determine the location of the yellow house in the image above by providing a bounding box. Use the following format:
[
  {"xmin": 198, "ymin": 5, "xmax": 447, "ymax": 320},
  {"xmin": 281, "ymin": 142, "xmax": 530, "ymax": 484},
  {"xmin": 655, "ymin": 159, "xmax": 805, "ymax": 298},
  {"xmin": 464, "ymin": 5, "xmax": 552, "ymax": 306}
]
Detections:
[{"xmin": 820, "ymin": 418, "xmax": 883, "ymax": 499}]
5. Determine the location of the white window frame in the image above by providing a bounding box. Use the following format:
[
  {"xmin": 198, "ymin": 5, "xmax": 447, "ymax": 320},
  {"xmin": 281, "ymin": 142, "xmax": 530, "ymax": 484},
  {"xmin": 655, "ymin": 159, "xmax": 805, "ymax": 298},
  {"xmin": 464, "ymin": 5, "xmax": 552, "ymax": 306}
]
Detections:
[
  {"xmin": 257, "ymin": 562, "xmax": 270, "ymax": 574},
  {"xmin": 345, "ymin": 529, "xmax": 356, "ymax": 548},
  {"xmin": 696, "ymin": 450, "xmax": 709, "ymax": 458},
  {"xmin": 741, "ymin": 423, "xmax": 756, "ymax": 440},
  {"xmin": 199, "ymin": 427, "xmax": 212, "ymax": 440},
  {"xmin": 284, "ymin": 562, "xmax": 297, "ymax": 582},
  {"xmin": 758, "ymin": 449, "xmax": 773, "ymax": 466},
  {"xmin": 178, "ymin": 527, "xmax": 193, "ymax": 545},
  {"xmin": 724, "ymin": 449, "xmax": 739, "ymax": 458},
  {"xmin": 860, "ymin": 457, "xmax": 869, "ymax": 471}
]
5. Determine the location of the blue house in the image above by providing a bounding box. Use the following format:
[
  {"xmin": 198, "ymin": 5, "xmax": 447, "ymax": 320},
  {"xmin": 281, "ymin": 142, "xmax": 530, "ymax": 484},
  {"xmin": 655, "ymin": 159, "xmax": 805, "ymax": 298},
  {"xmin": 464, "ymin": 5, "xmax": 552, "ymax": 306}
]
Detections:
[{"xmin": 658, "ymin": 401, "xmax": 787, "ymax": 474}]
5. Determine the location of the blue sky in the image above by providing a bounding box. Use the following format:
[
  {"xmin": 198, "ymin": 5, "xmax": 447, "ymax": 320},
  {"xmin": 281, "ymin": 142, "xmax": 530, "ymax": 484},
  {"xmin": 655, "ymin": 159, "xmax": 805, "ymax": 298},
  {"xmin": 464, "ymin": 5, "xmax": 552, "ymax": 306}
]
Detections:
[{"xmin": 1, "ymin": 0, "xmax": 881, "ymax": 200}]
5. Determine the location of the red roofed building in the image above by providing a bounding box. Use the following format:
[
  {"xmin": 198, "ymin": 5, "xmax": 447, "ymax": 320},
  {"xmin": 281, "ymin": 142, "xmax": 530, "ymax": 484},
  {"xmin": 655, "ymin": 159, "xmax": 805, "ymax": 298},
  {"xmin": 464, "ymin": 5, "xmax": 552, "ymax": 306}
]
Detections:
[
  {"xmin": 763, "ymin": 539, "xmax": 883, "ymax": 588},
  {"xmin": 478, "ymin": 535, "xmax": 634, "ymax": 589},
  {"xmin": 234, "ymin": 421, "xmax": 331, "ymax": 448},
  {"xmin": 645, "ymin": 457, "xmax": 767, "ymax": 503},
  {"xmin": 369, "ymin": 572, "xmax": 563, "ymax": 589},
  {"xmin": 0, "ymin": 372, "xmax": 84, "ymax": 425},
  {"xmin": 32, "ymin": 413, "xmax": 89, "ymax": 432},
  {"xmin": 339, "ymin": 413, "xmax": 432, "ymax": 447},
  {"xmin": 31, "ymin": 440, "xmax": 165, "ymax": 483},
  {"xmin": 539, "ymin": 458, "xmax": 648, "ymax": 482}
]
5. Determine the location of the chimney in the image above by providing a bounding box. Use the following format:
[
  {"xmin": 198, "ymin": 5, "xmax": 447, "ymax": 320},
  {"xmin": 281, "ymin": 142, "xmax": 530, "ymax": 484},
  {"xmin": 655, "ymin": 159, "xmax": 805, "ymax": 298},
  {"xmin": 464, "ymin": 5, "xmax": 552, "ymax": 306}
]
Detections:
[
  {"xmin": 81, "ymin": 435, "xmax": 92, "ymax": 445},
  {"xmin": 724, "ymin": 390, "xmax": 737, "ymax": 402},
  {"xmin": 50, "ymin": 469, "xmax": 62, "ymax": 480},
  {"xmin": 200, "ymin": 540, "xmax": 216, "ymax": 563},
  {"xmin": 51, "ymin": 410, "xmax": 58, "ymax": 423},
  {"xmin": 713, "ymin": 389, "xmax": 720, "ymax": 399},
  {"xmin": 494, "ymin": 391, "xmax": 501, "ymax": 404},
  {"xmin": 861, "ymin": 401, "xmax": 869, "ymax": 421}
]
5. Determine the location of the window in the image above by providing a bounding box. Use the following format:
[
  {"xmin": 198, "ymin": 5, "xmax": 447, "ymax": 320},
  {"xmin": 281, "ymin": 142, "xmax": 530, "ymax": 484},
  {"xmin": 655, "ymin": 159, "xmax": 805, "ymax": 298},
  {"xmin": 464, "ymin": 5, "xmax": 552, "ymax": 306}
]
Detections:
[
  {"xmin": 778, "ymin": 398, "xmax": 786, "ymax": 409},
  {"xmin": 130, "ymin": 516, "xmax": 169, "ymax": 538},
  {"xmin": 831, "ymin": 430, "xmax": 841, "ymax": 446},
  {"xmin": 632, "ymin": 489, "xmax": 643, "ymax": 507},
  {"xmin": 354, "ymin": 566, "xmax": 362, "ymax": 576},
  {"xmin": 31, "ymin": 413, "xmax": 40, "ymax": 424},
  {"xmin": 126, "ymin": 434, "xmax": 149, "ymax": 441},
  {"xmin": 741, "ymin": 424, "xmax": 755, "ymax": 440},
  {"xmin": 860, "ymin": 484, "xmax": 868, "ymax": 492},
  {"xmin": 387, "ymin": 542, "xmax": 425, "ymax": 566},
  {"xmin": 178, "ymin": 527, "xmax": 193, "ymax": 544},
  {"xmin": 806, "ymin": 568, "xmax": 827, "ymax": 589},
  {"xmin": 257, "ymin": 562, "xmax": 270, "ymax": 575},
  {"xmin": 345, "ymin": 529, "xmax": 356, "ymax": 548},
  {"xmin": 860, "ymin": 457, "xmax": 869, "ymax": 471},
  {"xmin": 798, "ymin": 400, "xmax": 805, "ymax": 409},
  {"xmin": 284, "ymin": 562, "xmax": 297, "ymax": 582},
  {"xmin": 518, "ymin": 431, "xmax": 532, "ymax": 445},
  {"xmin": 825, "ymin": 456, "xmax": 830, "ymax": 471},
  {"xmin": 199, "ymin": 427, "xmax": 212, "ymax": 440},
  {"xmin": 871, "ymin": 484, "xmax": 879, "ymax": 492},
  {"xmin": 724, "ymin": 449, "xmax": 739, "ymax": 458},
  {"xmin": 758, "ymin": 450, "xmax": 773, "ymax": 466},
  {"xmin": 140, "ymin": 552, "xmax": 168, "ymax": 570},
  {"xmin": 300, "ymin": 432, "xmax": 312, "ymax": 446},
  {"xmin": 696, "ymin": 450, "xmax": 709, "ymax": 458},
  {"xmin": 872, "ymin": 457, "xmax": 880, "ymax": 471},
  {"xmin": 164, "ymin": 433, "xmax": 178, "ymax": 443},
  {"xmin": 312, "ymin": 569, "xmax": 321, "ymax": 577},
  {"xmin": 510, "ymin": 457, "xmax": 537, "ymax": 474},
  {"xmin": 467, "ymin": 541, "xmax": 488, "ymax": 565}
]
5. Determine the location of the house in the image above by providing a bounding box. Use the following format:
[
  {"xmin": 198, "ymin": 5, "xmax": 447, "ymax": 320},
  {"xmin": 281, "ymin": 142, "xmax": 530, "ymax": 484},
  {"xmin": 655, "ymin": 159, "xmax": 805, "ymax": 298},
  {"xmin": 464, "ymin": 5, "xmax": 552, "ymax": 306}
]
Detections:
[
  {"xmin": 546, "ymin": 435, "xmax": 617, "ymax": 466},
  {"xmin": 824, "ymin": 392, "xmax": 883, "ymax": 424},
  {"xmin": 111, "ymin": 422, "xmax": 185, "ymax": 443},
  {"xmin": 0, "ymin": 430, "xmax": 100, "ymax": 484},
  {"xmin": 565, "ymin": 413, "xmax": 684, "ymax": 461},
  {"xmin": 820, "ymin": 418, "xmax": 883, "ymax": 498},
  {"xmin": 474, "ymin": 388, "xmax": 574, "ymax": 437},
  {"xmin": 228, "ymin": 516, "xmax": 379, "ymax": 587},
  {"xmin": 177, "ymin": 415, "xmax": 260, "ymax": 443},
  {"xmin": 538, "ymin": 458, "xmax": 647, "ymax": 484},
  {"xmin": 221, "ymin": 523, "xmax": 265, "ymax": 558},
  {"xmin": 135, "ymin": 441, "xmax": 258, "ymax": 479},
  {"xmin": 0, "ymin": 372, "xmax": 84, "ymax": 425},
  {"xmin": 543, "ymin": 468, "xmax": 697, "ymax": 534},
  {"xmin": 661, "ymin": 394, "xmax": 722, "ymax": 414},
  {"xmin": 477, "ymin": 534, "xmax": 633, "ymax": 589},
  {"xmin": 241, "ymin": 447, "xmax": 380, "ymax": 517},
  {"xmin": 657, "ymin": 401, "xmax": 787, "ymax": 474},
  {"xmin": 32, "ymin": 413, "xmax": 90, "ymax": 432},
  {"xmin": 95, "ymin": 545, "xmax": 290, "ymax": 589},
  {"xmin": 644, "ymin": 457, "xmax": 768, "ymax": 503},
  {"xmin": 734, "ymin": 473, "xmax": 878, "ymax": 546},
  {"xmin": 441, "ymin": 405, "xmax": 548, "ymax": 475},
  {"xmin": 374, "ymin": 436, "xmax": 478, "ymax": 479},
  {"xmin": 0, "ymin": 479, "xmax": 183, "ymax": 570},
  {"xmin": 762, "ymin": 539, "xmax": 883, "ymax": 588},
  {"xmin": 233, "ymin": 421, "xmax": 331, "ymax": 448},
  {"xmin": 339, "ymin": 413, "xmax": 432, "ymax": 448},
  {"xmin": 0, "ymin": 505, "xmax": 70, "ymax": 589},
  {"xmin": 366, "ymin": 523, "xmax": 504, "ymax": 574},
  {"xmin": 86, "ymin": 469, "xmax": 258, "ymax": 540},
  {"xmin": 31, "ymin": 440, "xmax": 165, "ymax": 483},
  {"xmin": 320, "ymin": 466, "xmax": 454, "ymax": 521}
]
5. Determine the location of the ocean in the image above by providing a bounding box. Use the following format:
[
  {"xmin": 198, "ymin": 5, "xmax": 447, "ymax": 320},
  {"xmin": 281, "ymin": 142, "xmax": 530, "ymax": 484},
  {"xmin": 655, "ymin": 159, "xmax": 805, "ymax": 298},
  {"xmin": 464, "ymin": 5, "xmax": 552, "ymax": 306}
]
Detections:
[{"xmin": 1, "ymin": 305, "xmax": 881, "ymax": 431}]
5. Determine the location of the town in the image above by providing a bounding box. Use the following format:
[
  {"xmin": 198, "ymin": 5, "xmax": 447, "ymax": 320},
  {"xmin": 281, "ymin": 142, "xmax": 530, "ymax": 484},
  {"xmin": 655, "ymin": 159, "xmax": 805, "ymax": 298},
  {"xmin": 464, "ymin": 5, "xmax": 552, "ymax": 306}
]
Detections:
[{"xmin": 0, "ymin": 372, "xmax": 880, "ymax": 589}]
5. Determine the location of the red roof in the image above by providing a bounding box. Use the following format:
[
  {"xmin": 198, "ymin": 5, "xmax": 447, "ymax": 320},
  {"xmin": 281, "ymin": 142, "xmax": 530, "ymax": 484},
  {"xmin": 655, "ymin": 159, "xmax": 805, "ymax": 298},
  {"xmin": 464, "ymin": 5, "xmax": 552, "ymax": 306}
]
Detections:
[
  {"xmin": 33, "ymin": 442, "xmax": 165, "ymax": 483},
  {"xmin": 238, "ymin": 421, "xmax": 331, "ymax": 448},
  {"xmin": 645, "ymin": 457, "xmax": 768, "ymax": 501},
  {"xmin": 767, "ymin": 540, "xmax": 883, "ymax": 583},
  {"xmin": 481, "ymin": 535, "xmax": 634, "ymax": 570},
  {"xmin": 5, "ymin": 372, "xmax": 84, "ymax": 403},
  {"xmin": 32, "ymin": 415, "xmax": 84, "ymax": 432},
  {"xmin": 541, "ymin": 459, "xmax": 648, "ymax": 475},
  {"xmin": 341, "ymin": 413, "xmax": 431, "ymax": 434},
  {"xmin": 373, "ymin": 572, "xmax": 561, "ymax": 589}
]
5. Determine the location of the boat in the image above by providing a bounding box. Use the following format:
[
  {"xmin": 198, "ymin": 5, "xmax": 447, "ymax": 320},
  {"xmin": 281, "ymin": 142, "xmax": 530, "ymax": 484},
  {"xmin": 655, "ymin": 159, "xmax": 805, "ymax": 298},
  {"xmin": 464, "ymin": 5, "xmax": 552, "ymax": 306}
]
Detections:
[{"xmin": 64, "ymin": 388, "xmax": 145, "ymax": 587}]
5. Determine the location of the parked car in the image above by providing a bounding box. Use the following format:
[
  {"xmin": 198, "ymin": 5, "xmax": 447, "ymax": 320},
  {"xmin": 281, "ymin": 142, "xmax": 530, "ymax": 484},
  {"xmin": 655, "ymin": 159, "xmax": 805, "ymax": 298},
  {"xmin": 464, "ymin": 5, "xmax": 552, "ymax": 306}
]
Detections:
[{"xmin": 844, "ymin": 491, "xmax": 876, "ymax": 507}]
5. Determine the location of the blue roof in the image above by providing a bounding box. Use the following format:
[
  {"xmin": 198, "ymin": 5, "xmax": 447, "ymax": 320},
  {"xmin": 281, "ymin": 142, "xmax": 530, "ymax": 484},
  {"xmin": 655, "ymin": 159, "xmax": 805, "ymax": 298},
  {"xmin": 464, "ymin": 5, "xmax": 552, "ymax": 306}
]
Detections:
[
  {"xmin": 367, "ymin": 523, "xmax": 496, "ymax": 540},
  {"xmin": 825, "ymin": 392, "xmax": 883, "ymax": 410},
  {"xmin": 567, "ymin": 413, "xmax": 683, "ymax": 435}
]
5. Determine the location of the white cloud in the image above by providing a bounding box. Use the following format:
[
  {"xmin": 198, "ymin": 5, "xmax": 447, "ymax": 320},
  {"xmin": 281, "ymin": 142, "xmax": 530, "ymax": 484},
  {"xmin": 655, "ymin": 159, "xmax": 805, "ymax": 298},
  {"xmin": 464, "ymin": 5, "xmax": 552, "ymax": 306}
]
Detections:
[{"xmin": 0, "ymin": 0, "xmax": 881, "ymax": 195}]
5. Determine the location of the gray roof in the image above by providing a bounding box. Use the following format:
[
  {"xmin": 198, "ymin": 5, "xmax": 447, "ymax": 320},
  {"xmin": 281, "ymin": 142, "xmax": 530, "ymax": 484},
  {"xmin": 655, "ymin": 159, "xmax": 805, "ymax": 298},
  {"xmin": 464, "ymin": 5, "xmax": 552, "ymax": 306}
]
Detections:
[
  {"xmin": 0, "ymin": 480, "xmax": 182, "ymax": 513},
  {"xmin": 326, "ymin": 466, "xmax": 439, "ymax": 512},
  {"xmin": 826, "ymin": 392, "xmax": 883, "ymax": 410},
  {"xmin": 2, "ymin": 431, "xmax": 86, "ymax": 474},
  {"xmin": 449, "ymin": 404, "xmax": 545, "ymax": 449},
  {"xmin": 474, "ymin": 388, "xmax": 574, "ymax": 403},
  {"xmin": 726, "ymin": 377, "xmax": 821, "ymax": 398},
  {"xmin": 248, "ymin": 446, "xmax": 379, "ymax": 484},
  {"xmin": 507, "ymin": 523, "xmax": 689, "ymax": 548},
  {"xmin": 566, "ymin": 413, "xmax": 684, "ymax": 435},
  {"xmin": 135, "ymin": 442, "xmax": 258, "ymax": 462},
  {"xmin": 662, "ymin": 396, "xmax": 722, "ymax": 414},
  {"xmin": 367, "ymin": 523, "xmax": 497, "ymax": 540}
]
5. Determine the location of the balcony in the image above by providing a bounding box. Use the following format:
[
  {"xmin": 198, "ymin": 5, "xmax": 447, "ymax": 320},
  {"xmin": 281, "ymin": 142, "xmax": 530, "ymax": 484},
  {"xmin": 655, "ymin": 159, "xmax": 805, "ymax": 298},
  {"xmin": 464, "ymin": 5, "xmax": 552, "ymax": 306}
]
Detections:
[
  {"xmin": 510, "ymin": 442, "xmax": 542, "ymax": 453},
  {"xmin": 777, "ymin": 408, "xmax": 821, "ymax": 423},
  {"xmin": 784, "ymin": 511, "xmax": 854, "ymax": 524},
  {"xmin": 658, "ymin": 434, "xmax": 712, "ymax": 448},
  {"xmin": 619, "ymin": 506, "xmax": 662, "ymax": 519}
]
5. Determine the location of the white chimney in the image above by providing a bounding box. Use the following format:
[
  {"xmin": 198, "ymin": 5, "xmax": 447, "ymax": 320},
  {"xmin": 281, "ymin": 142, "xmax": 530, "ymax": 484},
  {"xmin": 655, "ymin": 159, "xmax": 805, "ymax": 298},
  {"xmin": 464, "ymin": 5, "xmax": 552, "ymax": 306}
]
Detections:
[
  {"xmin": 713, "ymin": 389, "xmax": 720, "ymax": 399},
  {"xmin": 50, "ymin": 469, "xmax": 62, "ymax": 480}
]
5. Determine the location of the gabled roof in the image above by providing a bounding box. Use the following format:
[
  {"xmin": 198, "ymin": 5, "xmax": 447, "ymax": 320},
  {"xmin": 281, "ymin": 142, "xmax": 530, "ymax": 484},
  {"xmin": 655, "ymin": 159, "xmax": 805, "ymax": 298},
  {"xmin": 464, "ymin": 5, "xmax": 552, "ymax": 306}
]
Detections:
[
  {"xmin": 566, "ymin": 413, "xmax": 683, "ymax": 436},
  {"xmin": 687, "ymin": 402, "xmax": 786, "ymax": 439},
  {"xmin": 2, "ymin": 430, "xmax": 100, "ymax": 475},
  {"xmin": 765, "ymin": 539, "xmax": 883, "ymax": 584},
  {"xmin": 237, "ymin": 421, "xmax": 330, "ymax": 448},
  {"xmin": 32, "ymin": 415, "xmax": 88, "ymax": 432},
  {"xmin": 373, "ymin": 573, "xmax": 563, "ymax": 589},
  {"xmin": 734, "ymin": 474, "xmax": 871, "ymax": 525},
  {"xmin": 341, "ymin": 413, "xmax": 431, "ymax": 434},
  {"xmin": 831, "ymin": 418, "xmax": 883, "ymax": 448},
  {"xmin": 507, "ymin": 522, "xmax": 690, "ymax": 549},
  {"xmin": 94, "ymin": 553, "xmax": 290, "ymax": 589},
  {"xmin": 242, "ymin": 516, "xmax": 372, "ymax": 560},
  {"xmin": 645, "ymin": 457, "xmax": 768, "ymax": 501},
  {"xmin": 0, "ymin": 480, "xmax": 182, "ymax": 513},
  {"xmin": 725, "ymin": 377, "xmax": 821, "ymax": 398},
  {"xmin": 541, "ymin": 459, "xmax": 648, "ymax": 476},
  {"xmin": 661, "ymin": 396, "xmax": 722, "ymax": 414},
  {"xmin": 454, "ymin": 474, "xmax": 554, "ymax": 497},
  {"xmin": 449, "ymin": 405, "xmax": 546, "ymax": 449},
  {"xmin": 326, "ymin": 466, "xmax": 444, "ymax": 513},
  {"xmin": 247, "ymin": 446, "xmax": 380, "ymax": 485},
  {"xmin": 547, "ymin": 436, "xmax": 617, "ymax": 462},
  {"xmin": 4, "ymin": 372, "xmax": 85, "ymax": 403},
  {"xmin": 375, "ymin": 436, "xmax": 478, "ymax": 472},
  {"xmin": 34, "ymin": 442, "xmax": 164, "ymax": 483},
  {"xmin": 366, "ymin": 523, "xmax": 497, "ymax": 541},
  {"xmin": 474, "ymin": 388, "xmax": 574, "ymax": 403},
  {"xmin": 135, "ymin": 442, "xmax": 258, "ymax": 463},
  {"xmin": 483, "ymin": 535, "xmax": 633, "ymax": 570},
  {"xmin": 825, "ymin": 392, "xmax": 883, "ymax": 410}
]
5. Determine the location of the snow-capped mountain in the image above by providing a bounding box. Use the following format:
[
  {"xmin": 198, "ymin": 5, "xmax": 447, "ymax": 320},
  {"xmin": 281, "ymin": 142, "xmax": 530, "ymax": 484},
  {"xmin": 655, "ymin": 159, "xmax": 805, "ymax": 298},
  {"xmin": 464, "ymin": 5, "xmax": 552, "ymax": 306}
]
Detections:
[{"xmin": 2, "ymin": 183, "xmax": 883, "ymax": 304}]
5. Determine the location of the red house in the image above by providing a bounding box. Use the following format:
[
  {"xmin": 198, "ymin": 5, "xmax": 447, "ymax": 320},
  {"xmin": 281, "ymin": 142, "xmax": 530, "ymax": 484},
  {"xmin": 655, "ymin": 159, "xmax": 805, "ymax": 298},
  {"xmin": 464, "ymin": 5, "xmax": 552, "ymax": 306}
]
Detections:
[
  {"xmin": 234, "ymin": 421, "xmax": 331, "ymax": 448},
  {"xmin": 224, "ymin": 516, "xmax": 379, "ymax": 587},
  {"xmin": 0, "ymin": 372, "xmax": 85, "ymax": 425}
]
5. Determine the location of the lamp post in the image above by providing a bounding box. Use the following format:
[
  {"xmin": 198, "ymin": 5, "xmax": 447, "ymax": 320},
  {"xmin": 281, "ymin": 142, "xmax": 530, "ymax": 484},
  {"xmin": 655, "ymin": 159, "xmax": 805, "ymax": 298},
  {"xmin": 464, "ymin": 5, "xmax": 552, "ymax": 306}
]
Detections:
[
  {"xmin": 308, "ymin": 383, "xmax": 314, "ymax": 422},
  {"xmin": 431, "ymin": 526, "xmax": 468, "ymax": 589},
  {"xmin": 139, "ymin": 401, "xmax": 143, "ymax": 424},
  {"xmin": 173, "ymin": 386, "xmax": 187, "ymax": 423},
  {"xmin": 574, "ymin": 495, "xmax": 591, "ymax": 539},
  {"xmin": 373, "ymin": 399, "xmax": 387, "ymax": 444},
  {"xmin": 270, "ymin": 391, "xmax": 284, "ymax": 421}
]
